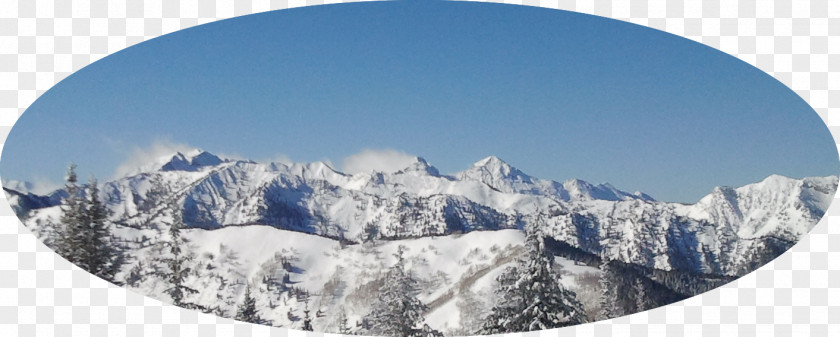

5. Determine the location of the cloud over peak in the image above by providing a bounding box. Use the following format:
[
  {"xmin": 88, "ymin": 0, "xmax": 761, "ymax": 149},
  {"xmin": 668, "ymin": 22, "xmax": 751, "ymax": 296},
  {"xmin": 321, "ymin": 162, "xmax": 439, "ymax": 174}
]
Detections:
[
  {"xmin": 111, "ymin": 140, "xmax": 196, "ymax": 179},
  {"xmin": 341, "ymin": 149, "xmax": 418, "ymax": 175}
]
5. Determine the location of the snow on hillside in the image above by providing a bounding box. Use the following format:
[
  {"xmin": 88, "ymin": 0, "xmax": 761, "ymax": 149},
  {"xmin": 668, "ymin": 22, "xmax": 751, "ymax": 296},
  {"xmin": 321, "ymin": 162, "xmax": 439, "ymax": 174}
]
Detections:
[
  {"xmin": 140, "ymin": 225, "xmax": 528, "ymax": 333},
  {"xmin": 10, "ymin": 151, "xmax": 836, "ymax": 275},
  {"xmin": 7, "ymin": 151, "xmax": 838, "ymax": 333},
  {"xmin": 680, "ymin": 174, "xmax": 837, "ymax": 238}
]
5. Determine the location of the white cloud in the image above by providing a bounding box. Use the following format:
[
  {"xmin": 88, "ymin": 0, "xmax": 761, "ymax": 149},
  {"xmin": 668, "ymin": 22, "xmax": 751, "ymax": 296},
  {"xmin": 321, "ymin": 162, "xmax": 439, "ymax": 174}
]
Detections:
[
  {"xmin": 341, "ymin": 149, "xmax": 417, "ymax": 175},
  {"xmin": 1, "ymin": 177, "xmax": 62, "ymax": 195},
  {"xmin": 111, "ymin": 140, "xmax": 195, "ymax": 179},
  {"xmin": 29, "ymin": 177, "xmax": 62, "ymax": 194}
]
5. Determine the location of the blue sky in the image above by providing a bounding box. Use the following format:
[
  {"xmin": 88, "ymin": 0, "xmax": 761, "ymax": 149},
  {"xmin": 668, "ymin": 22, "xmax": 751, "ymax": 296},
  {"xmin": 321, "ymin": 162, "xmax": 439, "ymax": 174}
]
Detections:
[{"xmin": 1, "ymin": 1, "xmax": 837, "ymax": 203}]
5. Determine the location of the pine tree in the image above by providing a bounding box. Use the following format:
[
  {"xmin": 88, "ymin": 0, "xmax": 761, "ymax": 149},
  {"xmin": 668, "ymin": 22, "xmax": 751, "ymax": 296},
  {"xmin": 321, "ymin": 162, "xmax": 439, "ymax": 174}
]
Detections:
[
  {"xmin": 83, "ymin": 178, "xmax": 117, "ymax": 281},
  {"xmin": 302, "ymin": 302, "xmax": 314, "ymax": 331},
  {"xmin": 361, "ymin": 245, "xmax": 440, "ymax": 337},
  {"xmin": 125, "ymin": 261, "xmax": 145, "ymax": 287},
  {"xmin": 56, "ymin": 164, "xmax": 85, "ymax": 261},
  {"xmin": 633, "ymin": 277, "xmax": 649, "ymax": 313},
  {"xmin": 598, "ymin": 259, "xmax": 625, "ymax": 319},
  {"xmin": 478, "ymin": 227, "xmax": 588, "ymax": 334},
  {"xmin": 140, "ymin": 174, "xmax": 169, "ymax": 212},
  {"xmin": 159, "ymin": 199, "xmax": 204, "ymax": 311},
  {"xmin": 235, "ymin": 286, "xmax": 263, "ymax": 324},
  {"xmin": 337, "ymin": 309, "xmax": 351, "ymax": 334},
  {"xmin": 416, "ymin": 324, "xmax": 444, "ymax": 337},
  {"xmin": 362, "ymin": 222, "xmax": 379, "ymax": 243},
  {"xmin": 55, "ymin": 167, "xmax": 119, "ymax": 282}
]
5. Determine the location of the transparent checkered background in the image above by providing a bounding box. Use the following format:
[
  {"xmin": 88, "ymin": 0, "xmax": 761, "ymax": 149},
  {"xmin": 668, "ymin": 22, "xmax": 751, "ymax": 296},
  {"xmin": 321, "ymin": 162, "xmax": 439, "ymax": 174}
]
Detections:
[{"xmin": 0, "ymin": 0, "xmax": 838, "ymax": 336}]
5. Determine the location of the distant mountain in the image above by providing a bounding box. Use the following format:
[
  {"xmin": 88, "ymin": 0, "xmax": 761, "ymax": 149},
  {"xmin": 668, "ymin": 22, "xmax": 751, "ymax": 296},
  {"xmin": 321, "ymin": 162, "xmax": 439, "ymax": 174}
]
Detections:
[
  {"xmin": 3, "ymin": 179, "xmax": 36, "ymax": 194},
  {"xmin": 160, "ymin": 151, "xmax": 226, "ymax": 172},
  {"xmin": 456, "ymin": 155, "xmax": 654, "ymax": 202},
  {"xmin": 3, "ymin": 187, "xmax": 63, "ymax": 217},
  {"xmin": 5, "ymin": 151, "xmax": 836, "ymax": 332},
  {"xmin": 7, "ymin": 150, "xmax": 835, "ymax": 275}
]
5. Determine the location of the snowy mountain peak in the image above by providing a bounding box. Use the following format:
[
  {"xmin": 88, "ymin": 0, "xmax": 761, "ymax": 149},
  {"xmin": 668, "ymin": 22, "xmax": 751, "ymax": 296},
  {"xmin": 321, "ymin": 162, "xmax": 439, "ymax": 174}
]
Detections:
[
  {"xmin": 751, "ymin": 174, "xmax": 804, "ymax": 193},
  {"xmin": 397, "ymin": 157, "xmax": 440, "ymax": 176},
  {"xmin": 706, "ymin": 185, "xmax": 739, "ymax": 207},
  {"xmin": 453, "ymin": 158, "xmax": 653, "ymax": 202},
  {"xmin": 161, "ymin": 150, "xmax": 225, "ymax": 172},
  {"xmin": 466, "ymin": 156, "xmax": 530, "ymax": 180},
  {"xmin": 711, "ymin": 185, "xmax": 736, "ymax": 194},
  {"xmin": 562, "ymin": 179, "xmax": 598, "ymax": 200},
  {"xmin": 456, "ymin": 156, "xmax": 535, "ymax": 193},
  {"xmin": 8, "ymin": 147, "xmax": 838, "ymax": 299},
  {"xmin": 12, "ymin": 147, "xmax": 837, "ymax": 333},
  {"xmin": 472, "ymin": 156, "xmax": 520, "ymax": 174},
  {"xmin": 633, "ymin": 190, "xmax": 655, "ymax": 201},
  {"xmin": 190, "ymin": 151, "xmax": 224, "ymax": 167},
  {"xmin": 561, "ymin": 178, "xmax": 648, "ymax": 202},
  {"xmin": 473, "ymin": 155, "xmax": 504, "ymax": 167},
  {"xmin": 562, "ymin": 178, "xmax": 591, "ymax": 189},
  {"xmin": 763, "ymin": 173, "xmax": 794, "ymax": 182},
  {"xmin": 695, "ymin": 185, "xmax": 739, "ymax": 212},
  {"xmin": 287, "ymin": 161, "xmax": 345, "ymax": 181}
]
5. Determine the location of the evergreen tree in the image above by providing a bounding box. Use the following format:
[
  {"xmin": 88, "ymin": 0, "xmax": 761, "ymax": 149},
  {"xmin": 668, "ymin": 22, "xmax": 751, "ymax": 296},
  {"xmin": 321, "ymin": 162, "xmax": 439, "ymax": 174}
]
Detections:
[
  {"xmin": 362, "ymin": 222, "xmax": 379, "ymax": 243},
  {"xmin": 140, "ymin": 174, "xmax": 169, "ymax": 212},
  {"xmin": 633, "ymin": 277, "xmax": 648, "ymax": 312},
  {"xmin": 55, "ymin": 167, "xmax": 119, "ymax": 282},
  {"xmin": 158, "ymin": 200, "xmax": 205, "ymax": 311},
  {"xmin": 598, "ymin": 259, "xmax": 625, "ymax": 319},
  {"xmin": 337, "ymin": 309, "xmax": 351, "ymax": 334},
  {"xmin": 479, "ymin": 228, "xmax": 588, "ymax": 334},
  {"xmin": 302, "ymin": 302, "xmax": 314, "ymax": 331},
  {"xmin": 56, "ymin": 164, "xmax": 85, "ymax": 261},
  {"xmin": 361, "ymin": 245, "xmax": 440, "ymax": 337},
  {"xmin": 83, "ymin": 178, "xmax": 117, "ymax": 281},
  {"xmin": 416, "ymin": 324, "xmax": 444, "ymax": 337},
  {"xmin": 125, "ymin": 261, "xmax": 145, "ymax": 287},
  {"xmin": 235, "ymin": 286, "xmax": 263, "ymax": 324}
]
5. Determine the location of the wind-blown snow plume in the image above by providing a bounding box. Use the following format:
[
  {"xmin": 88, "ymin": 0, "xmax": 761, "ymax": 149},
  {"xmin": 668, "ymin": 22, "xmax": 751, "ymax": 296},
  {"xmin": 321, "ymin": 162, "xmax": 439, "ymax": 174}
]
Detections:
[
  {"xmin": 111, "ymin": 140, "xmax": 196, "ymax": 179},
  {"xmin": 342, "ymin": 149, "xmax": 419, "ymax": 174}
]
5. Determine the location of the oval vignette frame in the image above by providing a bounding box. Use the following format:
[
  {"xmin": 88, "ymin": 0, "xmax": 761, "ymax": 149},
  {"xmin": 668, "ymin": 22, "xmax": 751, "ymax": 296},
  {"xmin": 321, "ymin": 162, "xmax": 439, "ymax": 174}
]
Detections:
[{"xmin": 2, "ymin": 1, "xmax": 839, "ymax": 337}]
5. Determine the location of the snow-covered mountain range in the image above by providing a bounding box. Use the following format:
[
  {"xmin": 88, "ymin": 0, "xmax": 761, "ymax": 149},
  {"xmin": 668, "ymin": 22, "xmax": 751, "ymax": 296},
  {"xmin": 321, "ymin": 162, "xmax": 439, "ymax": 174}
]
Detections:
[
  {"xmin": 11, "ymin": 150, "xmax": 834, "ymax": 274},
  {"xmin": 4, "ymin": 150, "xmax": 836, "ymax": 332}
]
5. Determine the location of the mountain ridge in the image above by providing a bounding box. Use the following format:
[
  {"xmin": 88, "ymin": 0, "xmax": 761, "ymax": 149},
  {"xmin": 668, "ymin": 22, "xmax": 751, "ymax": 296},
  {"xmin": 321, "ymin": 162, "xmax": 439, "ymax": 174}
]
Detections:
[
  {"xmin": 5, "ymin": 151, "xmax": 837, "ymax": 276},
  {"xmin": 6, "ymin": 151, "xmax": 837, "ymax": 332}
]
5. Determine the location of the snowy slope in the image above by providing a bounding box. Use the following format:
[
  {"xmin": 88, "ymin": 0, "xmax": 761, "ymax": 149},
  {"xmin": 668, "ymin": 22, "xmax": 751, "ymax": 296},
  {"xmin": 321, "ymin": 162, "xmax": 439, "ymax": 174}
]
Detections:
[
  {"xmin": 129, "ymin": 223, "xmax": 528, "ymax": 333},
  {"xmin": 7, "ymin": 151, "xmax": 838, "ymax": 332},
  {"xmin": 9, "ymin": 151, "xmax": 836, "ymax": 276}
]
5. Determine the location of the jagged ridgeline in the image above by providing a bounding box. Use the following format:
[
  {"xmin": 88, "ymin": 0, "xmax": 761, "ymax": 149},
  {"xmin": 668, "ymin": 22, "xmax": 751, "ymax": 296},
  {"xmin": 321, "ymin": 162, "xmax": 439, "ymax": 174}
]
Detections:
[{"xmin": 5, "ymin": 150, "xmax": 837, "ymax": 335}]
